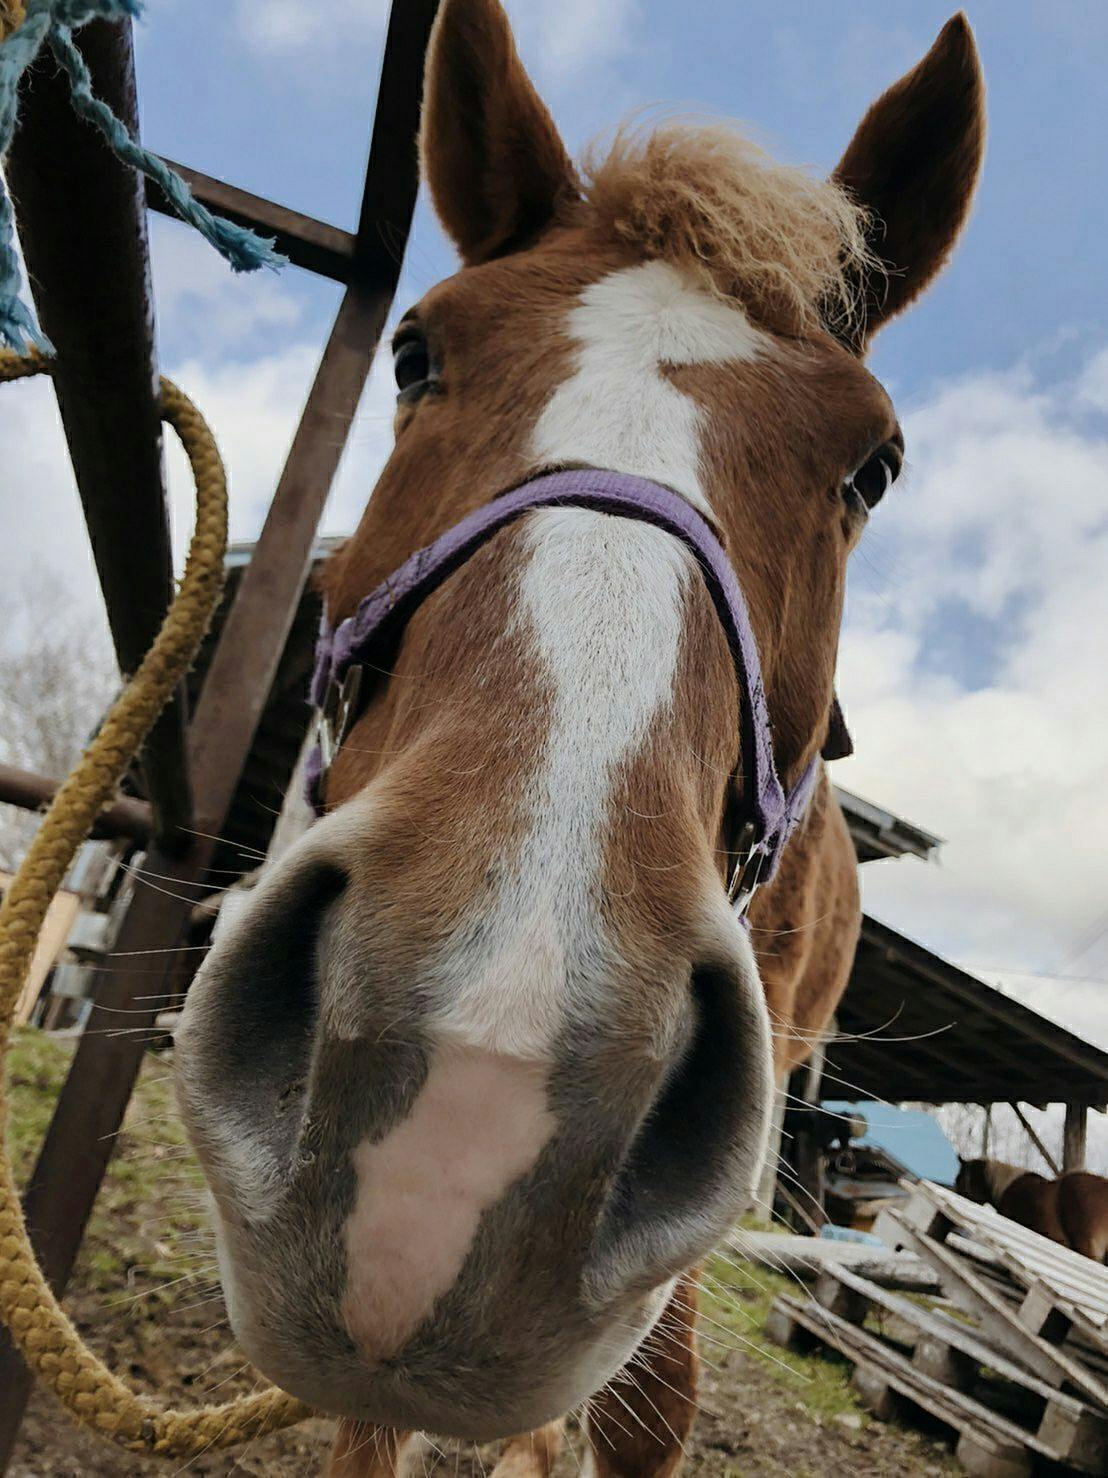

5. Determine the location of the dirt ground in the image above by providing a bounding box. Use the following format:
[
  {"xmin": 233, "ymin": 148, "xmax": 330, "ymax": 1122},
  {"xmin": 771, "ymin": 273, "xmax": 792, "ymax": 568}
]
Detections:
[
  {"xmin": 8, "ymin": 1032, "xmax": 958, "ymax": 1477},
  {"xmin": 11, "ymin": 1302, "xmax": 958, "ymax": 1478},
  {"xmin": 11, "ymin": 1307, "xmax": 958, "ymax": 1478}
]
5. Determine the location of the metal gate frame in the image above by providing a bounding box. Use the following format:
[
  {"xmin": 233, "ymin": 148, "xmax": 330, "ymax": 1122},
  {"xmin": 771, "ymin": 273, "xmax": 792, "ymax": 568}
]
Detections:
[{"xmin": 0, "ymin": 3, "xmax": 439, "ymax": 1461}]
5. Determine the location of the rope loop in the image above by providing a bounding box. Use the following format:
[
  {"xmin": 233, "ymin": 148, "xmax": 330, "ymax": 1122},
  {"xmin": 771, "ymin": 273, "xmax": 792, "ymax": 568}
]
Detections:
[{"xmin": 0, "ymin": 351, "xmax": 313, "ymax": 1454}]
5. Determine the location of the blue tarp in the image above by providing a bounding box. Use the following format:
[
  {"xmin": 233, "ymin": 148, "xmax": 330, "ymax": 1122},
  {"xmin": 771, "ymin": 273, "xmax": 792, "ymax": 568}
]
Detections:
[{"xmin": 824, "ymin": 1100, "xmax": 960, "ymax": 1186}]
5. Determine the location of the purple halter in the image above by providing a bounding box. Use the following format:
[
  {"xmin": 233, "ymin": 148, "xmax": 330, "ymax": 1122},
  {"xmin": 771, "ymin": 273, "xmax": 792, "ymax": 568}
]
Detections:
[{"xmin": 308, "ymin": 469, "xmax": 844, "ymax": 914}]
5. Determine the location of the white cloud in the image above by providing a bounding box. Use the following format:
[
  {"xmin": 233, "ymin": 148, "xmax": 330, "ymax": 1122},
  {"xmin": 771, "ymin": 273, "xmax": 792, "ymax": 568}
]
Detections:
[
  {"xmin": 231, "ymin": 0, "xmax": 640, "ymax": 88},
  {"xmin": 150, "ymin": 218, "xmax": 302, "ymax": 358},
  {"xmin": 1078, "ymin": 346, "xmax": 1108, "ymax": 414},
  {"xmin": 162, "ymin": 342, "xmax": 323, "ymax": 552},
  {"xmin": 838, "ymin": 353, "xmax": 1108, "ymax": 1001},
  {"xmin": 233, "ymin": 0, "xmax": 389, "ymax": 55},
  {"xmin": 0, "ymin": 215, "xmax": 322, "ymax": 615},
  {"xmin": 160, "ymin": 333, "xmax": 397, "ymax": 556},
  {"xmin": 0, "ymin": 379, "xmax": 104, "ymax": 614},
  {"xmin": 0, "ymin": 235, "xmax": 398, "ymax": 629}
]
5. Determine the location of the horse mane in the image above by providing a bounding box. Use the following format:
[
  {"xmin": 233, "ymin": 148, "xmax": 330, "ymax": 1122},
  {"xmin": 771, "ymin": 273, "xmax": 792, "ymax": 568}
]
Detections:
[{"xmin": 579, "ymin": 120, "xmax": 878, "ymax": 334}]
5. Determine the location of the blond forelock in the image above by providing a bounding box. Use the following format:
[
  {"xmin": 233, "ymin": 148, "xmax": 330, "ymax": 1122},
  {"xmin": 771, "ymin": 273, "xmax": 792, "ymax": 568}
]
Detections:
[{"xmin": 579, "ymin": 121, "xmax": 878, "ymax": 334}]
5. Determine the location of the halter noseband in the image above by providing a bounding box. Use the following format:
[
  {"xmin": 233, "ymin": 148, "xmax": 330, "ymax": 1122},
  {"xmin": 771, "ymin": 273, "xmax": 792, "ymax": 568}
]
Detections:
[{"xmin": 307, "ymin": 469, "xmax": 849, "ymax": 916}]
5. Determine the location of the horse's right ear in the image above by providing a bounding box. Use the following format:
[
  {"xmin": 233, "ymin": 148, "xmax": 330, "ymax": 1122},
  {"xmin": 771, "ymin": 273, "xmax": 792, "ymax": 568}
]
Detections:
[
  {"xmin": 832, "ymin": 14, "xmax": 985, "ymax": 350},
  {"xmin": 420, "ymin": 0, "xmax": 580, "ymax": 265}
]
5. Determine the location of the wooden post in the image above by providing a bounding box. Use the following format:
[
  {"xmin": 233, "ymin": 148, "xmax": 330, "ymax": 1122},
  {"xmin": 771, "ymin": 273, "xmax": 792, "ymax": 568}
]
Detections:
[
  {"xmin": 1063, "ymin": 1104, "xmax": 1087, "ymax": 1173},
  {"xmin": 0, "ymin": 764, "xmax": 152, "ymax": 844},
  {"xmin": 6, "ymin": 15, "xmax": 191, "ymax": 847}
]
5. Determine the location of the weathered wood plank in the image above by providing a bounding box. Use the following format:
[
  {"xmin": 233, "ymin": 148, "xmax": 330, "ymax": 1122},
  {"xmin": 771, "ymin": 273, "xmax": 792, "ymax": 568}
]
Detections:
[
  {"xmin": 817, "ymin": 1264, "xmax": 1108, "ymax": 1469},
  {"xmin": 884, "ymin": 1211, "xmax": 1108, "ymax": 1406},
  {"xmin": 726, "ymin": 1230, "xmax": 942, "ymax": 1292},
  {"xmin": 769, "ymin": 1294, "xmax": 1060, "ymax": 1470},
  {"xmin": 147, "ymin": 161, "xmax": 356, "ymax": 283}
]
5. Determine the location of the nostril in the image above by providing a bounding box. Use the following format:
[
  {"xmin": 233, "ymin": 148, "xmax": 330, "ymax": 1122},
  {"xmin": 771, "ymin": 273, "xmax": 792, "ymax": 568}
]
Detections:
[
  {"xmin": 588, "ymin": 963, "xmax": 771, "ymax": 1295},
  {"xmin": 612, "ymin": 967, "xmax": 743, "ymax": 1222},
  {"xmin": 217, "ymin": 863, "xmax": 345, "ymax": 1072},
  {"xmin": 179, "ymin": 861, "xmax": 347, "ymax": 1170}
]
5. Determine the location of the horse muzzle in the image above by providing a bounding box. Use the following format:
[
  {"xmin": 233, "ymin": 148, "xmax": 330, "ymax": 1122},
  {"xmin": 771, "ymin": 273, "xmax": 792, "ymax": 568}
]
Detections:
[{"xmin": 174, "ymin": 806, "xmax": 772, "ymax": 1437}]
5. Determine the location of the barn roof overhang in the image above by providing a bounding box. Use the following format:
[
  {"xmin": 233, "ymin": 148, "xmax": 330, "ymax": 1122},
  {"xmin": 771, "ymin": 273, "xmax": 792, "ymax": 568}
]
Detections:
[
  {"xmin": 827, "ymin": 915, "xmax": 1108, "ymax": 1111},
  {"xmin": 834, "ymin": 787, "xmax": 943, "ymax": 864}
]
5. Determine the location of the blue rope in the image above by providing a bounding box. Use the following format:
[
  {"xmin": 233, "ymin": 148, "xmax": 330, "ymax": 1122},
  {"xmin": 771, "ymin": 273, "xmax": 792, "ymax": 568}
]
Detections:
[
  {"xmin": 0, "ymin": 4, "xmax": 54, "ymax": 350},
  {"xmin": 0, "ymin": 0, "xmax": 286, "ymax": 354}
]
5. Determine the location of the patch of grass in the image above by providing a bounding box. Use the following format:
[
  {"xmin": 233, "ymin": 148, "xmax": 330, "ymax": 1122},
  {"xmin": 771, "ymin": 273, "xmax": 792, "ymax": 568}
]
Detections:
[
  {"xmin": 705, "ymin": 1247, "xmax": 961, "ymax": 1471},
  {"xmin": 703, "ymin": 1249, "xmax": 868, "ymax": 1425},
  {"xmin": 6, "ymin": 1026, "xmax": 75, "ymax": 1179},
  {"xmin": 6, "ymin": 1026, "xmax": 212, "ymax": 1298}
]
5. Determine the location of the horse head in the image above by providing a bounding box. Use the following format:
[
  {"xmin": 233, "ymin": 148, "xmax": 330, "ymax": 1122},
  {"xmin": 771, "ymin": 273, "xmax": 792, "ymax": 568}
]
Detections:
[{"xmin": 176, "ymin": 0, "xmax": 984, "ymax": 1440}]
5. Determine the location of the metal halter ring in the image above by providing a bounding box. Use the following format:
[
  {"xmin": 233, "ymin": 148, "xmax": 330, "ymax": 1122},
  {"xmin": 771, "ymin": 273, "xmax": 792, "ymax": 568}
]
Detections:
[
  {"xmin": 316, "ymin": 665, "xmax": 364, "ymax": 783},
  {"xmin": 727, "ymin": 819, "xmax": 767, "ymax": 916}
]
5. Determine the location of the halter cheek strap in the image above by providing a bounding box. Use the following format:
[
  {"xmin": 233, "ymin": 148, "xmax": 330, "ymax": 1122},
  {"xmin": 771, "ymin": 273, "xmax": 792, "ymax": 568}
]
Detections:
[{"xmin": 307, "ymin": 469, "xmax": 848, "ymax": 914}]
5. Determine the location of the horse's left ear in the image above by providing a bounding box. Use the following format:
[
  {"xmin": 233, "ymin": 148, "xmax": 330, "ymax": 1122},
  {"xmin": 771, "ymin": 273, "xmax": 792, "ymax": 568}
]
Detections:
[
  {"xmin": 832, "ymin": 13, "xmax": 985, "ymax": 350},
  {"xmin": 420, "ymin": 0, "xmax": 580, "ymax": 265}
]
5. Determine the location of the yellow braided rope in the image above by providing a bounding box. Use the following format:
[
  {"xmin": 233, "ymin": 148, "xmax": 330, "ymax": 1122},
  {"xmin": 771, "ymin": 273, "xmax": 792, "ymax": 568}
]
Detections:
[
  {"xmin": 0, "ymin": 1, "xmax": 25, "ymax": 44},
  {"xmin": 0, "ymin": 351, "xmax": 313, "ymax": 1454}
]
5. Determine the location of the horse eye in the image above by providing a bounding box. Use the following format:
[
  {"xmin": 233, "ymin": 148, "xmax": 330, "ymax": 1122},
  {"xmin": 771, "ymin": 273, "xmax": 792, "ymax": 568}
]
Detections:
[
  {"xmin": 393, "ymin": 334, "xmax": 431, "ymax": 396},
  {"xmin": 843, "ymin": 439, "xmax": 903, "ymax": 512}
]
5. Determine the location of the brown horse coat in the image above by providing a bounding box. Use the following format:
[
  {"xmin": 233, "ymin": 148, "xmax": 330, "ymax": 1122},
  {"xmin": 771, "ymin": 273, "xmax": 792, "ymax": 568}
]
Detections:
[
  {"xmin": 1002, "ymin": 1171, "xmax": 1108, "ymax": 1262},
  {"xmin": 957, "ymin": 1159, "xmax": 1108, "ymax": 1262}
]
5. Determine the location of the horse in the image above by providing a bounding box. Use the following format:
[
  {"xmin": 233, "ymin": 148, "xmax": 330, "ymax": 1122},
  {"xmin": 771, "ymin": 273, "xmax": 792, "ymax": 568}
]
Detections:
[
  {"xmin": 174, "ymin": 2, "xmax": 985, "ymax": 1473},
  {"xmin": 956, "ymin": 1159, "xmax": 1108, "ymax": 1263}
]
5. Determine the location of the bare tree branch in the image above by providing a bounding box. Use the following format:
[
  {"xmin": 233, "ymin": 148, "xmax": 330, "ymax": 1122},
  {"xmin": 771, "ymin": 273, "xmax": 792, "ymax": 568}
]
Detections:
[{"xmin": 0, "ymin": 574, "xmax": 117, "ymax": 871}]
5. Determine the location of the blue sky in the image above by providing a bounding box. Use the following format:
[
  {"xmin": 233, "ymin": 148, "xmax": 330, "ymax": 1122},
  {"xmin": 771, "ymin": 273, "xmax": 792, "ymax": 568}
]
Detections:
[
  {"xmin": 129, "ymin": 0, "xmax": 1108, "ymax": 395},
  {"xmin": 3, "ymin": 2, "xmax": 1107, "ymax": 1056}
]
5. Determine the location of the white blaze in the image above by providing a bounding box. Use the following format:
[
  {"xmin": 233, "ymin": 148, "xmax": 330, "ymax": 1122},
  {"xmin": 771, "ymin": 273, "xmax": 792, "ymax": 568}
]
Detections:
[
  {"xmin": 431, "ymin": 509, "xmax": 692, "ymax": 1057},
  {"xmin": 431, "ymin": 263, "xmax": 765, "ymax": 1059},
  {"xmin": 531, "ymin": 259, "xmax": 765, "ymax": 516}
]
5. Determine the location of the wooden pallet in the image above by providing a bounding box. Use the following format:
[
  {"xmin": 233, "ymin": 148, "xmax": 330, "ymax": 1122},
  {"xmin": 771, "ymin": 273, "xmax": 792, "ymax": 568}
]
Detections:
[
  {"xmin": 768, "ymin": 1265, "xmax": 1108, "ymax": 1473},
  {"xmin": 829, "ymin": 1263, "xmax": 1108, "ymax": 1463},
  {"xmin": 893, "ymin": 1182, "xmax": 1108, "ymax": 1358},
  {"xmin": 762, "ymin": 1182, "xmax": 1108, "ymax": 1472},
  {"xmin": 936, "ymin": 1234, "xmax": 1108, "ymax": 1374},
  {"xmin": 767, "ymin": 1291, "xmax": 1058, "ymax": 1476},
  {"xmin": 875, "ymin": 1183, "xmax": 1108, "ymax": 1409}
]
